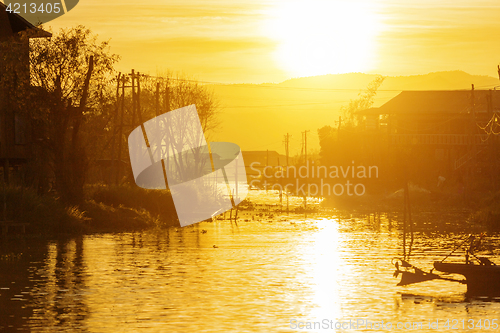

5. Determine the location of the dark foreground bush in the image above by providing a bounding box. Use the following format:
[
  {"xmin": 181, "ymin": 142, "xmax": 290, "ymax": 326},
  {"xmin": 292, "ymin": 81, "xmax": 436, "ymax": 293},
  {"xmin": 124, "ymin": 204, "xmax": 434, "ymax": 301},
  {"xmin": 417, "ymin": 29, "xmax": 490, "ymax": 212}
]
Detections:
[
  {"xmin": 2, "ymin": 184, "xmax": 178, "ymax": 235},
  {"xmin": 3, "ymin": 186, "xmax": 87, "ymax": 234},
  {"xmin": 86, "ymin": 184, "xmax": 178, "ymax": 227},
  {"xmin": 79, "ymin": 200, "xmax": 159, "ymax": 232}
]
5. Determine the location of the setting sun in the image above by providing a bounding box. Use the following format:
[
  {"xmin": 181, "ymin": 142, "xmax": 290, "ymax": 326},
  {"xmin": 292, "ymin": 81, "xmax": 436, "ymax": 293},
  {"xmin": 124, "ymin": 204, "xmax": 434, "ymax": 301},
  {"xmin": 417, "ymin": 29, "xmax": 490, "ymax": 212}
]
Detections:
[{"xmin": 265, "ymin": 0, "xmax": 382, "ymax": 77}]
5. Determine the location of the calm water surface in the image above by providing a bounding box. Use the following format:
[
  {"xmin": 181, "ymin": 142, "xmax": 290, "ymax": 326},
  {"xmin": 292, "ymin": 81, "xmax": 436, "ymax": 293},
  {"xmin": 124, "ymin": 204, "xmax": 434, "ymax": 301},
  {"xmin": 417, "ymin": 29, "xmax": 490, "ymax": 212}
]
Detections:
[{"xmin": 1, "ymin": 194, "xmax": 500, "ymax": 332}]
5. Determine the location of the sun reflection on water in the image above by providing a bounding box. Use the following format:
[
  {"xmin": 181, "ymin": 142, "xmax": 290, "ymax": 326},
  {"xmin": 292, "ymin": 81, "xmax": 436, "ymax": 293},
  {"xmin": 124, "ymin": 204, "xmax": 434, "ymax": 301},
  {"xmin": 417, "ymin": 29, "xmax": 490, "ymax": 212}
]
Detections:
[{"xmin": 306, "ymin": 218, "xmax": 344, "ymax": 322}]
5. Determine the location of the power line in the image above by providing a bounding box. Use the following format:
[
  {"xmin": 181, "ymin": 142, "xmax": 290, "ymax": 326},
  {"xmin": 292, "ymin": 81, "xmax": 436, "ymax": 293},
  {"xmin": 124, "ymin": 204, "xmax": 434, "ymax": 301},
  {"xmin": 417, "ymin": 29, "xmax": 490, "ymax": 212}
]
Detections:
[
  {"xmin": 127, "ymin": 73, "xmax": 487, "ymax": 93},
  {"xmin": 129, "ymin": 72, "xmax": 500, "ymax": 93},
  {"xmin": 245, "ymin": 140, "xmax": 282, "ymax": 151},
  {"xmin": 471, "ymin": 83, "xmax": 500, "ymax": 89},
  {"xmin": 223, "ymin": 101, "xmax": 342, "ymax": 109}
]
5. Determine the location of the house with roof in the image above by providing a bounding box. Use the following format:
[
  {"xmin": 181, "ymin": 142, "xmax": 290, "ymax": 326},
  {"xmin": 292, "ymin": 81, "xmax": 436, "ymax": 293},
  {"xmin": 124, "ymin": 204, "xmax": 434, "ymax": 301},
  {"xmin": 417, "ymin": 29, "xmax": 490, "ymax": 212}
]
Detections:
[
  {"xmin": 0, "ymin": 3, "xmax": 51, "ymax": 182},
  {"xmin": 242, "ymin": 150, "xmax": 287, "ymax": 181},
  {"xmin": 359, "ymin": 88, "xmax": 500, "ymax": 185}
]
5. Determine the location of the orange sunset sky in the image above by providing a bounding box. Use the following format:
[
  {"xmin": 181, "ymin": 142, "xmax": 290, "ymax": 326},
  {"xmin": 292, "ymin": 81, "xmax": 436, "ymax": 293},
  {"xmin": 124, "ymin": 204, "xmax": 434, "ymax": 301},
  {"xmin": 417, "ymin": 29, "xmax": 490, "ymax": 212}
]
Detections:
[{"xmin": 42, "ymin": 0, "xmax": 500, "ymax": 84}]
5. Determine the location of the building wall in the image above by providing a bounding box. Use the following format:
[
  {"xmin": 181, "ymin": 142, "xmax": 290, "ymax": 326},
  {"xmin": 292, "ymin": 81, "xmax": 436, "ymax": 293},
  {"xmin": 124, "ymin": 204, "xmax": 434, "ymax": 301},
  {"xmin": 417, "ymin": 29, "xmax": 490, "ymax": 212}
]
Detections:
[{"xmin": 0, "ymin": 16, "xmax": 31, "ymax": 164}]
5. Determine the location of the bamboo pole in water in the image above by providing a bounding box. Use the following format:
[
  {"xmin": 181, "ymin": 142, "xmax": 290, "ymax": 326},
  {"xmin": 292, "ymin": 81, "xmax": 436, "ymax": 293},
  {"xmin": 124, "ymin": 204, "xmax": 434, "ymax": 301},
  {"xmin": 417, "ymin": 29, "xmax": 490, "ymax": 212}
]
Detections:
[
  {"xmin": 406, "ymin": 182, "xmax": 414, "ymax": 259},
  {"xmin": 402, "ymin": 181, "xmax": 414, "ymax": 261},
  {"xmin": 403, "ymin": 184, "xmax": 407, "ymax": 260}
]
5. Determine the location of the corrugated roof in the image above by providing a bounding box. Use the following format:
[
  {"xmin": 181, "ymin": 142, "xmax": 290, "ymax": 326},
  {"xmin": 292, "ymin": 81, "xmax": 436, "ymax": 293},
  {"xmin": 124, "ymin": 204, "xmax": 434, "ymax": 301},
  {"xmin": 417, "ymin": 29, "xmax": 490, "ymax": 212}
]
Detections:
[
  {"xmin": 360, "ymin": 90, "xmax": 500, "ymax": 115},
  {"xmin": 0, "ymin": 3, "xmax": 51, "ymax": 40}
]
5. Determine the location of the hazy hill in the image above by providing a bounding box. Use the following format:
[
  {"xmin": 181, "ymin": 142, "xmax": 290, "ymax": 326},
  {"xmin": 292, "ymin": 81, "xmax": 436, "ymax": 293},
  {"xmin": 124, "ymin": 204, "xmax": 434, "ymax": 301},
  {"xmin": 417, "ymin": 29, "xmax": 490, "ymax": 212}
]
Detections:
[
  {"xmin": 211, "ymin": 71, "xmax": 500, "ymax": 155},
  {"xmin": 277, "ymin": 70, "xmax": 499, "ymax": 90}
]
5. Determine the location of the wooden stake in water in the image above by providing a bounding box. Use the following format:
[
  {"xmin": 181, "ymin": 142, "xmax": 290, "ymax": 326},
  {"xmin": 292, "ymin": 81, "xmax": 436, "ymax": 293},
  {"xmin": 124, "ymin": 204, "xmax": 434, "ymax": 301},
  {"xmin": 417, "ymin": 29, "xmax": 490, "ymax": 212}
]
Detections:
[
  {"xmin": 402, "ymin": 181, "xmax": 413, "ymax": 261},
  {"xmin": 304, "ymin": 195, "xmax": 307, "ymax": 219},
  {"xmin": 234, "ymin": 206, "xmax": 238, "ymax": 226},
  {"xmin": 2, "ymin": 174, "xmax": 6, "ymax": 222}
]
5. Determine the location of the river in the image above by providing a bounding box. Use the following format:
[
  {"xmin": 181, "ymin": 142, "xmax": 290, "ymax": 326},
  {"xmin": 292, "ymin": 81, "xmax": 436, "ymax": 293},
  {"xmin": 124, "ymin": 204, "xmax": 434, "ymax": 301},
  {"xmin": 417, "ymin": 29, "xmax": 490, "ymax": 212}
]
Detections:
[{"xmin": 1, "ymin": 191, "xmax": 500, "ymax": 332}]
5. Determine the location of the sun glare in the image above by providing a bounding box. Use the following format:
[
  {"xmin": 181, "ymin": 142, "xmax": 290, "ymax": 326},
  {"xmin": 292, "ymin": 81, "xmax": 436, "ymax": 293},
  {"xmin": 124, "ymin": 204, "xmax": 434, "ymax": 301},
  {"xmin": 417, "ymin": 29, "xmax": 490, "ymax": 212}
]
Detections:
[{"xmin": 265, "ymin": 0, "xmax": 382, "ymax": 77}]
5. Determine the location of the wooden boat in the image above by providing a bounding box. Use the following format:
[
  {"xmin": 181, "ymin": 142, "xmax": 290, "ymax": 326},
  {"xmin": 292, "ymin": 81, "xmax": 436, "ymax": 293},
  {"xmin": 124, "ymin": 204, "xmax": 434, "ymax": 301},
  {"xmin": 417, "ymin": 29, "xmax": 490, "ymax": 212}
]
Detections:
[
  {"xmin": 393, "ymin": 184, "xmax": 500, "ymax": 295},
  {"xmin": 434, "ymin": 260, "xmax": 500, "ymax": 296},
  {"xmin": 395, "ymin": 234, "xmax": 500, "ymax": 296}
]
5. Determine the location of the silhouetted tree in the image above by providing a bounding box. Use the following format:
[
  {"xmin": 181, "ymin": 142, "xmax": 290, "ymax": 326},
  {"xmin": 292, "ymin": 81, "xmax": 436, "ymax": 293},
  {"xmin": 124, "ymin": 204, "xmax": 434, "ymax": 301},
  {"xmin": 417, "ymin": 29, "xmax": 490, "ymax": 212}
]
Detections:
[
  {"xmin": 340, "ymin": 75, "xmax": 384, "ymax": 127},
  {"xmin": 319, "ymin": 76, "xmax": 385, "ymax": 165},
  {"xmin": 13, "ymin": 26, "xmax": 118, "ymax": 203}
]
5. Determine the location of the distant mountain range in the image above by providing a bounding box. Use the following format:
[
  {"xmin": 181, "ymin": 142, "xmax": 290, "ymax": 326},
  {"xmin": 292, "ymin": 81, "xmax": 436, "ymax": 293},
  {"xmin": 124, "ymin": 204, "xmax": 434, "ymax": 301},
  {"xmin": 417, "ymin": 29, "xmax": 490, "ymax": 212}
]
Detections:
[
  {"xmin": 211, "ymin": 71, "xmax": 500, "ymax": 155},
  {"xmin": 277, "ymin": 70, "xmax": 499, "ymax": 91}
]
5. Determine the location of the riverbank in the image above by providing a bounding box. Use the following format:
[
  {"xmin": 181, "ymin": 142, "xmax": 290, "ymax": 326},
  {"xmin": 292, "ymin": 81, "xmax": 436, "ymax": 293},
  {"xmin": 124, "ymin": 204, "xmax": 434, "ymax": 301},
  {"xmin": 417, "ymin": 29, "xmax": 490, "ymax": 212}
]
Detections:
[
  {"xmin": 1, "ymin": 185, "xmax": 179, "ymax": 236},
  {"xmin": 4, "ymin": 184, "xmax": 500, "ymax": 236},
  {"xmin": 238, "ymin": 186, "xmax": 500, "ymax": 232}
]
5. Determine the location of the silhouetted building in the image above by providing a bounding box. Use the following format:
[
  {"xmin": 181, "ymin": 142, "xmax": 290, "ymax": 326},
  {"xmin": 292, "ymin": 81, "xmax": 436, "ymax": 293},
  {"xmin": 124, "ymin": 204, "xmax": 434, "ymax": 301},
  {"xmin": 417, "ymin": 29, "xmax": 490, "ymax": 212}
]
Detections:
[
  {"xmin": 359, "ymin": 89, "xmax": 500, "ymax": 184},
  {"xmin": 0, "ymin": 3, "xmax": 50, "ymax": 181},
  {"xmin": 242, "ymin": 150, "xmax": 287, "ymax": 180}
]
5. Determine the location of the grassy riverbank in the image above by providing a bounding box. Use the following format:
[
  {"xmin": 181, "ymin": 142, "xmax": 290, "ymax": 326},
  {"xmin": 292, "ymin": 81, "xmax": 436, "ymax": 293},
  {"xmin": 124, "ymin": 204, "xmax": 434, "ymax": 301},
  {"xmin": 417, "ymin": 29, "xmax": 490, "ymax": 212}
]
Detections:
[{"xmin": 2, "ymin": 184, "xmax": 179, "ymax": 235}]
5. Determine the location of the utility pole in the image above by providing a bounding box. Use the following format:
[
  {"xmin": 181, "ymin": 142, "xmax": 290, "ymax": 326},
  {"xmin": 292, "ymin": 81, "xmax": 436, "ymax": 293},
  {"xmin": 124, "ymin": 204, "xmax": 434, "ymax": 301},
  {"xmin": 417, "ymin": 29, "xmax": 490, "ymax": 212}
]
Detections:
[
  {"xmin": 110, "ymin": 72, "xmax": 121, "ymax": 184},
  {"xmin": 471, "ymin": 84, "xmax": 477, "ymax": 171},
  {"xmin": 283, "ymin": 133, "xmax": 291, "ymax": 214},
  {"xmin": 494, "ymin": 87, "xmax": 499, "ymax": 186},
  {"xmin": 301, "ymin": 132, "xmax": 304, "ymax": 163},
  {"xmin": 115, "ymin": 73, "xmax": 127, "ymax": 185},
  {"xmin": 136, "ymin": 72, "xmax": 142, "ymax": 124},
  {"xmin": 338, "ymin": 116, "xmax": 342, "ymax": 142},
  {"xmin": 302, "ymin": 130, "xmax": 310, "ymax": 219},
  {"xmin": 131, "ymin": 69, "xmax": 136, "ymax": 128},
  {"xmin": 283, "ymin": 133, "xmax": 290, "ymax": 166},
  {"xmin": 155, "ymin": 81, "xmax": 160, "ymax": 117},
  {"xmin": 303, "ymin": 130, "xmax": 310, "ymax": 164}
]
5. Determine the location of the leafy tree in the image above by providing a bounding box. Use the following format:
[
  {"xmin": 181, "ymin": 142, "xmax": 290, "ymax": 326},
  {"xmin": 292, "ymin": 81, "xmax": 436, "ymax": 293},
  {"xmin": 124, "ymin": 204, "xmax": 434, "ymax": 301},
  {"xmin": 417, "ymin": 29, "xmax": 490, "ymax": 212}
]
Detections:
[
  {"xmin": 319, "ymin": 76, "xmax": 385, "ymax": 166},
  {"xmin": 340, "ymin": 75, "xmax": 384, "ymax": 127},
  {"xmin": 22, "ymin": 26, "xmax": 118, "ymax": 203}
]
